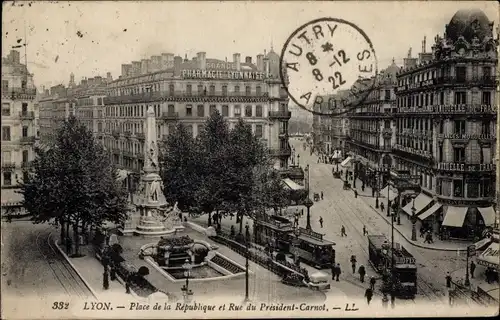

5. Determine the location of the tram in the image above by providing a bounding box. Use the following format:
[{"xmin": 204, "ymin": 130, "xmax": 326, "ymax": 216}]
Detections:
[{"xmin": 368, "ymin": 235, "xmax": 417, "ymax": 298}]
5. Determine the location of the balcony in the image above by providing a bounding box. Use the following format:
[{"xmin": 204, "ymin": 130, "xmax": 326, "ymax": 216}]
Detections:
[
  {"xmin": 124, "ymin": 131, "xmax": 131, "ymax": 137},
  {"xmin": 19, "ymin": 111, "xmax": 35, "ymax": 120},
  {"xmin": 396, "ymin": 76, "xmax": 497, "ymax": 93},
  {"xmin": 396, "ymin": 104, "xmax": 495, "ymax": 115},
  {"xmin": 269, "ymin": 148, "xmax": 292, "ymax": 157},
  {"xmin": 123, "ymin": 151, "xmax": 135, "ymax": 158},
  {"xmin": 269, "ymin": 110, "xmax": 292, "ymax": 120},
  {"xmin": 1, "ymin": 87, "xmax": 37, "ymax": 100},
  {"xmin": 392, "ymin": 144, "xmax": 433, "ymax": 160},
  {"xmin": 20, "ymin": 136, "xmax": 36, "ymax": 145},
  {"xmin": 161, "ymin": 112, "xmax": 179, "ymax": 121},
  {"xmin": 436, "ymin": 162, "xmax": 495, "ymax": 172},
  {"xmin": 382, "ymin": 128, "xmax": 392, "ymax": 139},
  {"xmin": 136, "ymin": 133, "xmax": 145, "ymax": 140},
  {"xmin": 104, "ymin": 91, "xmax": 270, "ymax": 105},
  {"xmin": 1, "ymin": 162, "xmax": 16, "ymax": 170},
  {"xmin": 21, "ymin": 161, "xmax": 32, "ymax": 168},
  {"xmin": 112, "ymin": 130, "xmax": 120, "ymax": 138}
]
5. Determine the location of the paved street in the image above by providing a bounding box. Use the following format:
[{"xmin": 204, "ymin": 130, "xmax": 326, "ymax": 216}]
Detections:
[{"xmin": 290, "ymin": 138, "xmax": 467, "ymax": 303}]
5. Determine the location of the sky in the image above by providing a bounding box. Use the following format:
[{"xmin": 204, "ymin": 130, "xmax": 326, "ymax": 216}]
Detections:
[{"xmin": 2, "ymin": 1, "xmax": 498, "ymax": 91}]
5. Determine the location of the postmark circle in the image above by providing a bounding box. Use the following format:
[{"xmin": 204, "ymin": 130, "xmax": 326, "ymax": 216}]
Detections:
[{"xmin": 280, "ymin": 17, "xmax": 378, "ymax": 117}]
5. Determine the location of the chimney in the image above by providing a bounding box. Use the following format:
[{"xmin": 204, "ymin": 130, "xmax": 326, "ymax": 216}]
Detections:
[
  {"xmin": 161, "ymin": 53, "xmax": 174, "ymax": 69},
  {"xmin": 245, "ymin": 56, "xmax": 252, "ymax": 64},
  {"xmin": 174, "ymin": 55, "xmax": 183, "ymax": 75},
  {"xmin": 106, "ymin": 72, "xmax": 112, "ymax": 82},
  {"xmin": 141, "ymin": 59, "xmax": 149, "ymax": 74},
  {"xmin": 184, "ymin": 54, "xmax": 188, "ymax": 62},
  {"xmin": 256, "ymin": 54, "xmax": 264, "ymax": 71},
  {"xmin": 423, "ymin": 36, "xmax": 426, "ymax": 54},
  {"xmin": 151, "ymin": 55, "xmax": 161, "ymax": 72},
  {"xmin": 9, "ymin": 50, "xmax": 20, "ymax": 64},
  {"xmin": 233, "ymin": 53, "xmax": 241, "ymax": 71},
  {"xmin": 403, "ymin": 57, "xmax": 418, "ymax": 69},
  {"xmin": 264, "ymin": 57, "xmax": 270, "ymax": 75},
  {"xmin": 121, "ymin": 64, "xmax": 131, "ymax": 77},
  {"xmin": 131, "ymin": 61, "xmax": 141, "ymax": 76},
  {"xmin": 197, "ymin": 52, "xmax": 206, "ymax": 70}
]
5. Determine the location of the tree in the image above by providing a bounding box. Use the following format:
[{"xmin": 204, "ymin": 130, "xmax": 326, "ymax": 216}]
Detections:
[
  {"xmin": 160, "ymin": 123, "xmax": 200, "ymax": 211},
  {"xmin": 193, "ymin": 110, "xmax": 231, "ymax": 226},
  {"xmin": 19, "ymin": 116, "xmax": 128, "ymax": 256}
]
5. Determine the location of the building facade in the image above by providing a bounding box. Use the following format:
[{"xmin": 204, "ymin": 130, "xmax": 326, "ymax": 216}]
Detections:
[
  {"xmin": 346, "ymin": 61, "xmax": 399, "ymax": 188},
  {"xmin": 1, "ymin": 50, "xmax": 38, "ymax": 214},
  {"xmin": 393, "ymin": 9, "xmax": 497, "ymax": 240},
  {"xmin": 103, "ymin": 49, "xmax": 292, "ymax": 173}
]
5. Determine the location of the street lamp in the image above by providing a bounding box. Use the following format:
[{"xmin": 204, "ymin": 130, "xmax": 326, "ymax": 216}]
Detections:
[
  {"xmin": 411, "ymin": 199, "xmax": 417, "ymax": 241},
  {"xmin": 375, "ymin": 171, "xmax": 379, "ymax": 209},
  {"xmin": 304, "ymin": 198, "xmax": 314, "ymax": 230},
  {"xmin": 297, "ymin": 154, "xmax": 300, "ymax": 166},
  {"xmin": 181, "ymin": 258, "xmax": 193, "ymax": 302},
  {"xmin": 244, "ymin": 222, "xmax": 250, "ymax": 302},
  {"xmin": 292, "ymin": 227, "xmax": 301, "ymax": 265},
  {"xmin": 381, "ymin": 241, "xmax": 390, "ymax": 308}
]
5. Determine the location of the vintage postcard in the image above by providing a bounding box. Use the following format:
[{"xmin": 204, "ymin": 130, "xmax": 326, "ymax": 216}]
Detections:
[{"xmin": 1, "ymin": 0, "xmax": 499, "ymax": 318}]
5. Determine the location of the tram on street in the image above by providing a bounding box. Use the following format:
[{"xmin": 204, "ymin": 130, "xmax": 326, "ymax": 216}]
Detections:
[
  {"xmin": 290, "ymin": 227, "xmax": 336, "ymax": 269},
  {"xmin": 368, "ymin": 235, "xmax": 417, "ymax": 298}
]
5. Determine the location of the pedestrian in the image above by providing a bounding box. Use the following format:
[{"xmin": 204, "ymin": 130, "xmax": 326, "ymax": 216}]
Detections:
[
  {"xmin": 354, "ymin": 189, "xmax": 358, "ymax": 198},
  {"xmin": 470, "ymin": 261, "xmax": 476, "ymax": 279},
  {"xmin": 419, "ymin": 226, "xmax": 425, "ymax": 238},
  {"xmin": 294, "ymin": 216, "xmax": 299, "ymax": 228},
  {"xmin": 361, "ymin": 184, "xmax": 365, "ymax": 192},
  {"xmin": 424, "ymin": 232, "xmax": 431, "ymax": 244},
  {"xmin": 363, "ymin": 225, "xmax": 367, "ymax": 236},
  {"xmin": 341, "ymin": 225, "xmax": 347, "ymax": 237},
  {"xmin": 370, "ymin": 276, "xmax": 376, "ymax": 291},
  {"xmin": 358, "ymin": 265, "xmax": 366, "ymax": 283},
  {"xmin": 380, "ymin": 202, "xmax": 385, "ymax": 213},
  {"xmin": 319, "ymin": 216, "xmax": 323, "ymax": 228},
  {"xmin": 445, "ymin": 272, "xmax": 452, "ymax": 288},
  {"xmin": 331, "ymin": 264, "xmax": 337, "ymax": 280},
  {"xmin": 364, "ymin": 287, "xmax": 373, "ymax": 305},
  {"xmin": 350, "ymin": 255, "xmax": 357, "ymax": 273},
  {"xmin": 321, "ymin": 191, "xmax": 324, "ymax": 200},
  {"xmin": 372, "ymin": 188, "xmax": 375, "ymax": 197},
  {"xmin": 335, "ymin": 263, "xmax": 341, "ymax": 281}
]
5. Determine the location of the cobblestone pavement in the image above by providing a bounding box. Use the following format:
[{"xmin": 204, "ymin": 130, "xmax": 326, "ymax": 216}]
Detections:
[{"xmin": 290, "ymin": 138, "xmax": 468, "ymax": 304}]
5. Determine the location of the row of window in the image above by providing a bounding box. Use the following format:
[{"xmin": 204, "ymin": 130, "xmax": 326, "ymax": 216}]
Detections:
[
  {"xmin": 397, "ymin": 91, "xmax": 492, "ymax": 108},
  {"xmin": 2, "ymin": 102, "xmax": 30, "ymax": 117},
  {"xmin": 396, "ymin": 119, "xmax": 492, "ymax": 136},
  {"xmin": 105, "ymin": 104, "xmax": 266, "ymax": 118},
  {"xmin": 110, "ymin": 83, "xmax": 264, "ymax": 97},
  {"xmin": 397, "ymin": 66, "xmax": 492, "ymax": 86},
  {"xmin": 1, "ymin": 126, "xmax": 32, "ymax": 141}
]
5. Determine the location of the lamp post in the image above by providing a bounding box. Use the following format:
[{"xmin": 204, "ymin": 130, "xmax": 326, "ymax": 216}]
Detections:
[
  {"xmin": 411, "ymin": 199, "xmax": 417, "ymax": 241},
  {"xmin": 244, "ymin": 222, "xmax": 250, "ymax": 302},
  {"xmin": 293, "ymin": 227, "xmax": 301, "ymax": 265},
  {"xmin": 375, "ymin": 170, "xmax": 379, "ymax": 209},
  {"xmin": 381, "ymin": 241, "xmax": 390, "ymax": 308},
  {"xmin": 304, "ymin": 198, "xmax": 313, "ymax": 230},
  {"xmin": 181, "ymin": 258, "xmax": 193, "ymax": 303},
  {"xmin": 297, "ymin": 154, "xmax": 300, "ymax": 166}
]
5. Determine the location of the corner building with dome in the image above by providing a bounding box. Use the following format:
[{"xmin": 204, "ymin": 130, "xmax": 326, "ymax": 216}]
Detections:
[{"xmin": 393, "ymin": 9, "xmax": 497, "ymax": 240}]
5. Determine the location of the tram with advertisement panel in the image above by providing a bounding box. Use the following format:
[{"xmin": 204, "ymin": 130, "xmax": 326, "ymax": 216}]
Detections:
[
  {"xmin": 290, "ymin": 227, "xmax": 335, "ymax": 269},
  {"xmin": 368, "ymin": 235, "xmax": 417, "ymax": 298}
]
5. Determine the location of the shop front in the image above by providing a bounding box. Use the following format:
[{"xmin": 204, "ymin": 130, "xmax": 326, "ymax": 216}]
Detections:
[{"xmin": 440, "ymin": 206, "xmax": 493, "ymax": 240}]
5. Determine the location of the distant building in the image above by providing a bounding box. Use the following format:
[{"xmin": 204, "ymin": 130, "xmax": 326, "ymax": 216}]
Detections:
[{"xmin": 1, "ymin": 50, "xmax": 38, "ymax": 214}]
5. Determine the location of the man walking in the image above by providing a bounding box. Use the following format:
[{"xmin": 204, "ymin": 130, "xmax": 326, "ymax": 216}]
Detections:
[
  {"xmin": 363, "ymin": 225, "xmax": 367, "ymax": 236},
  {"xmin": 354, "ymin": 189, "xmax": 358, "ymax": 198},
  {"xmin": 320, "ymin": 191, "xmax": 324, "ymax": 200},
  {"xmin": 319, "ymin": 216, "xmax": 324, "ymax": 228},
  {"xmin": 331, "ymin": 264, "xmax": 337, "ymax": 281},
  {"xmin": 341, "ymin": 225, "xmax": 347, "ymax": 237},
  {"xmin": 335, "ymin": 263, "xmax": 341, "ymax": 282},
  {"xmin": 350, "ymin": 255, "xmax": 357, "ymax": 273},
  {"xmin": 364, "ymin": 287, "xmax": 373, "ymax": 305},
  {"xmin": 370, "ymin": 276, "xmax": 376, "ymax": 291},
  {"xmin": 358, "ymin": 265, "xmax": 366, "ymax": 283},
  {"xmin": 470, "ymin": 261, "xmax": 476, "ymax": 279}
]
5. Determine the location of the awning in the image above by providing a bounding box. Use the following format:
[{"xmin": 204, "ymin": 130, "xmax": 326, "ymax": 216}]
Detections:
[
  {"xmin": 476, "ymin": 242, "xmax": 499, "ymax": 270},
  {"xmin": 332, "ymin": 150, "xmax": 342, "ymax": 159},
  {"xmin": 473, "ymin": 237, "xmax": 493, "ymax": 252},
  {"xmin": 441, "ymin": 206, "xmax": 468, "ymax": 227},
  {"xmin": 418, "ymin": 203, "xmax": 442, "ymax": 221},
  {"xmin": 402, "ymin": 193, "xmax": 433, "ymax": 216},
  {"xmin": 380, "ymin": 186, "xmax": 398, "ymax": 201},
  {"xmin": 477, "ymin": 206, "xmax": 496, "ymax": 226},
  {"xmin": 1, "ymin": 189, "xmax": 23, "ymax": 207},
  {"xmin": 282, "ymin": 178, "xmax": 305, "ymax": 191},
  {"xmin": 340, "ymin": 156, "xmax": 352, "ymax": 167}
]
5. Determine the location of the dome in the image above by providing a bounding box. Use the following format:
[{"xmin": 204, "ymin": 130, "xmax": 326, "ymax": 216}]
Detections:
[{"xmin": 445, "ymin": 9, "xmax": 493, "ymax": 42}]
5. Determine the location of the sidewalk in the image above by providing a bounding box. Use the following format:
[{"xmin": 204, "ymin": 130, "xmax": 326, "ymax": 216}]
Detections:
[
  {"xmin": 332, "ymin": 174, "xmax": 469, "ymax": 252},
  {"xmin": 450, "ymin": 265, "xmax": 500, "ymax": 303}
]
